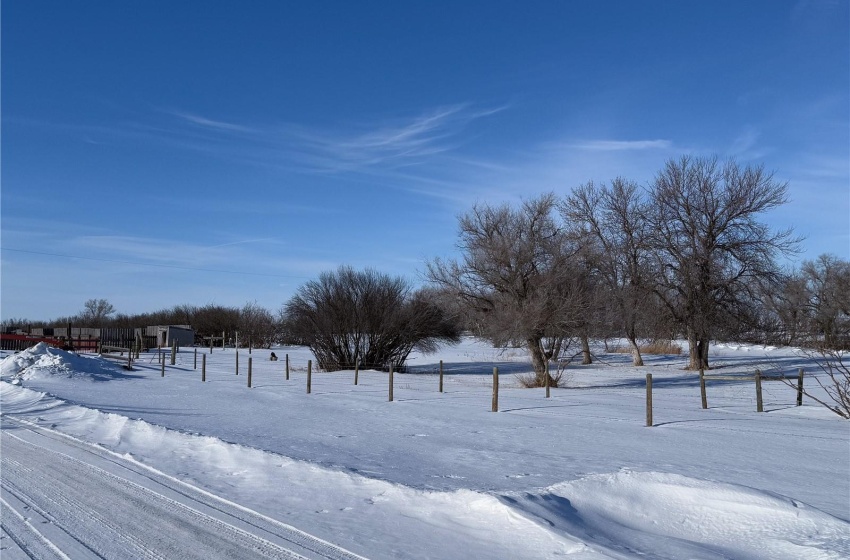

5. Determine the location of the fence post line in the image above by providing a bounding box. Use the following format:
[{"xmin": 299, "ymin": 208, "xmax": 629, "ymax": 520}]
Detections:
[
  {"xmin": 389, "ymin": 364, "xmax": 394, "ymax": 402},
  {"xmin": 248, "ymin": 357, "xmax": 253, "ymax": 388},
  {"xmin": 307, "ymin": 360, "xmax": 312, "ymax": 394},
  {"xmin": 755, "ymin": 369, "xmax": 763, "ymax": 412},
  {"xmin": 699, "ymin": 368, "xmax": 707, "ymax": 409},
  {"xmin": 646, "ymin": 373, "xmax": 653, "ymax": 427},
  {"xmin": 439, "ymin": 360, "xmax": 443, "ymax": 393},
  {"xmin": 202, "ymin": 353, "xmax": 206, "ymax": 382},
  {"xmin": 492, "ymin": 367, "xmax": 499, "ymax": 412},
  {"xmin": 285, "ymin": 354, "xmax": 290, "ymax": 380},
  {"xmin": 797, "ymin": 368, "xmax": 804, "ymax": 406}
]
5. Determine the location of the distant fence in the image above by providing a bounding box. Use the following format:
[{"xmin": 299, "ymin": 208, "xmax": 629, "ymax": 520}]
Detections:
[
  {"xmin": 0, "ymin": 331, "xmax": 146, "ymax": 354},
  {"xmin": 0, "ymin": 333, "xmax": 67, "ymax": 352}
]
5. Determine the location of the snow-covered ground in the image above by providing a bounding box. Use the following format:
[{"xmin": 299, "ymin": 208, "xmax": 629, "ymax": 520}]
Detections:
[{"xmin": 1, "ymin": 339, "xmax": 848, "ymax": 559}]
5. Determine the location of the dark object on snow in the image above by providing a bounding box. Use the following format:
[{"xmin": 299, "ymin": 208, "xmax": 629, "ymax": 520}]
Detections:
[{"xmin": 270, "ymin": 352, "xmax": 278, "ymax": 361}]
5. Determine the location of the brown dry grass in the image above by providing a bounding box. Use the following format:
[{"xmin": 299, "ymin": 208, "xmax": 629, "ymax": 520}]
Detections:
[{"xmin": 613, "ymin": 341, "xmax": 682, "ymax": 355}]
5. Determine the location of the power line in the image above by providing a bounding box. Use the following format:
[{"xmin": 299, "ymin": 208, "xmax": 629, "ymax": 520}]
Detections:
[{"xmin": 1, "ymin": 247, "xmax": 312, "ymax": 279}]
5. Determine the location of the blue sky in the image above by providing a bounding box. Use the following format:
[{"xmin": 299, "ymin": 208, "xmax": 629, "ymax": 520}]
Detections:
[{"xmin": 2, "ymin": 0, "xmax": 848, "ymax": 321}]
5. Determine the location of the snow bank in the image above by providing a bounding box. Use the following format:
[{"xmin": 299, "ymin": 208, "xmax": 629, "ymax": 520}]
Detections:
[
  {"xmin": 1, "ymin": 342, "xmax": 130, "ymax": 383},
  {"xmin": 2, "ymin": 340, "xmax": 848, "ymax": 559},
  {"xmin": 0, "ymin": 383, "xmax": 594, "ymax": 559},
  {"xmin": 504, "ymin": 471, "xmax": 849, "ymax": 559}
]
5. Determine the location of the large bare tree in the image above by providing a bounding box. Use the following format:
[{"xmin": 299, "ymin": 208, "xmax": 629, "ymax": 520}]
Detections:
[
  {"xmin": 563, "ymin": 178, "xmax": 654, "ymax": 365},
  {"xmin": 427, "ymin": 194, "xmax": 585, "ymax": 385},
  {"xmin": 649, "ymin": 156, "xmax": 798, "ymax": 369}
]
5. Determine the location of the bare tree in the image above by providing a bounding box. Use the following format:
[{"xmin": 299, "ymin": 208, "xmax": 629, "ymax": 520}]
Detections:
[
  {"xmin": 800, "ymin": 255, "xmax": 850, "ymax": 350},
  {"xmin": 427, "ymin": 194, "xmax": 585, "ymax": 385},
  {"xmin": 79, "ymin": 298, "xmax": 116, "ymax": 326},
  {"xmin": 283, "ymin": 266, "xmax": 460, "ymax": 371},
  {"xmin": 563, "ymin": 178, "xmax": 654, "ymax": 365},
  {"xmin": 649, "ymin": 156, "xmax": 799, "ymax": 369},
  {"xmin": 192, "ymin": 304, "xmax": 241, "ymax": 341},
  {"xmin": 761, "ymin": 269, "xmax": 809, "ymax": 346},
  {"xmin": 239, "ymin": 301, "xmax": 277, "ymax": 348}
]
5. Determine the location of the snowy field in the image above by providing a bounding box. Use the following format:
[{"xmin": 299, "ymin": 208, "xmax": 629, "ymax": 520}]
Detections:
[{"xmin": 1, "ymin": 338, "xmax": 848, "ymax": 559}]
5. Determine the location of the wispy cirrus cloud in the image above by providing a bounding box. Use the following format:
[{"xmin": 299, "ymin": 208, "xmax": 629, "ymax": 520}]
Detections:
[
  {"xmin": 280, "ymin": 104, "xmax": 508, "ymax": 172},
  {"xmin": 169, "ymin": 111, "xmax": 257, "ymax": 133},
  {"xmin": 567, "ymin": 139, "xmax": 672, "ymax": 151},
  {"xmin": 146, "ymin": 104, "xmax": 508, "ymax": 175}
]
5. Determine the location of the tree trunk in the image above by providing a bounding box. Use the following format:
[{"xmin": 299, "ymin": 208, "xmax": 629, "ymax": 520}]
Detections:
[
  {"xmin": 581, "ymin": 334, "xmax": 592, "ymax": 365},
  {"xmin": 627, "ymin": 336, "xmax": 644, "ymax": 366},
  {"xmin": 698, "ymin": 337, "xmax": 710, "ymax": 369},
  {"xmin": 687, "ymin": 328, "xmax": 700, "ymax": 370},
  {"xmin": 687, "ymin": 328, "xmax": 711, "ymax": 370},
  {"xmin": 526, "ymin": 336, "xmax": 547, "ymax": 385}
]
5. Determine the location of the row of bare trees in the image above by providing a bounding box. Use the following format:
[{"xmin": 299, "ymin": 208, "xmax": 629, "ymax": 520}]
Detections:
[{"xmin": 428, "ymin": 156, "xmax": 806, "ymax": 382}]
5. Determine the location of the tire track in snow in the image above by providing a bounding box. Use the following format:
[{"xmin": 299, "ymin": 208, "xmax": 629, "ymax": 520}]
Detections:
[
  {"xmin": 1, "ymin": 417, "xmax": 368, "ymax": 560},
  {"xmin": 0, "ymin": 496, "xmax": 72, "ymax": 560}
]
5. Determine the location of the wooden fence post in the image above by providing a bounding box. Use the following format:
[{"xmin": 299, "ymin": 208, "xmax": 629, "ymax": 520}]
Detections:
[
  {"xmin": 699, "ymin": 368, "xmax": 707, "ymax": 409},
  {"xmin": 161, "ymin": 355, "xmax": 165, "ymax": 377},
  {"xmin": 797, "ymin": 368, "xmax": 804, "ymax": 406},
  {"xmin": 755, "ymin": 369, "xmax": 763, "ymax": 412},
  {"xmin": 354, "ymin": 362, "xmax": 359, "ymax": 386},
  {"xmin": 209, "ymin": 336, "xmax": 213, "ymax": 354},
  {"xmin": 248, "ymin": 357, "xmax": 253, "ymax": 388},
  {"xmin": 646, "ymin": 373, "xmax": 653, "ymax": 427},
  {"xmin": 307, "ymin": 360, "xmax": 312, "ymax": 394},
  {"xmin": 202, "ymin": 353, "xmax": 206, "ymax": 382},
  {"xmin": 545, "ymin": 361, "xmax": 551, "ymax": 398},
  {"xmin": 171, "ymin": 340, "xmax": 176, "ymax": 365},
  {"xmin": 439, "ymin": 360, "xmax": 443, "ymax": 393},
  {"xmin": 285, "ymin": 354, "xmax": 290, "ymax": 380},
  {"xmin": 492, "ymin": 366, "xmax": 499, "ymax": 412},
  {"xmin": 194, "ymin": 347, "xmax": 197, "ymax": 370},
  {"xmin": 389, "ymin": 364, "xmax": 394, "ymax": 402},
  {"xmin": 235, "ymin": 351, "xmax": 239, "ymax": 375}
]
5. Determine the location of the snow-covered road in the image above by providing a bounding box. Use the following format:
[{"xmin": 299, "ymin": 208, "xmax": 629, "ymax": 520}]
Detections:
[{"xmin": 0, "ymin": 417, "xmax": 366, "ymax": 560}]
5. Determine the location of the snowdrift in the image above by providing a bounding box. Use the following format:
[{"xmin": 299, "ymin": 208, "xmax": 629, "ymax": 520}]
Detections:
[
  {"xmin": 503, "ymin": 471, "xmax": 849, "ymax": 560},
  {"xmin": 1, "ymin": 342, "xmax": 136, "ymax": 383}
]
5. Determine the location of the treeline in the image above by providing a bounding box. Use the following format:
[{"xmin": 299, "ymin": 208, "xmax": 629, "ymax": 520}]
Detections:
[{"xmin": 3, "ymin": 301, "xmax": 280, "ymax": 349}]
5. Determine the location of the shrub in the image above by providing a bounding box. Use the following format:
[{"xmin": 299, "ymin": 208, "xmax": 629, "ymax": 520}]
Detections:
[{"xmin": 283, "ymin": 266, "xmax": 461, "ymax": 371}]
